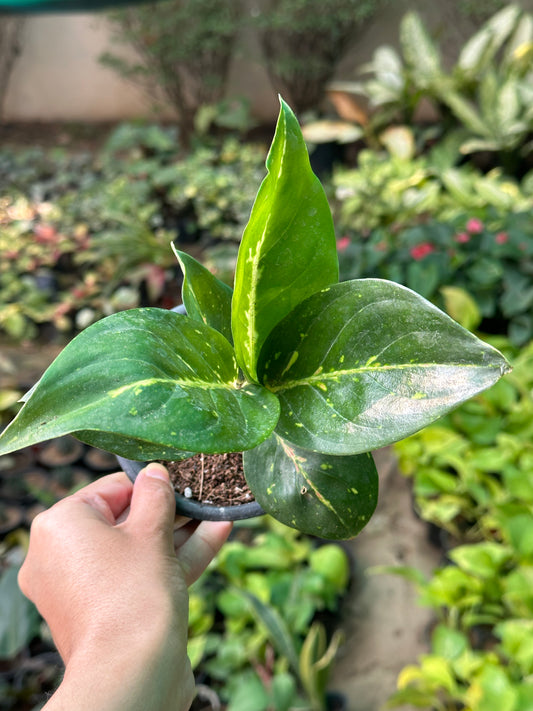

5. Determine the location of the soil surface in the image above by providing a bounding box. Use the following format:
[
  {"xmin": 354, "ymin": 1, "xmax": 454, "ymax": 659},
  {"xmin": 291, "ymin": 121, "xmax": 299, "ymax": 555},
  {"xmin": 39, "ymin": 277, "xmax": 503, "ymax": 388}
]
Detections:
[{"xmin": 165, "ymin": 452, "xmax": 253, "ymax": 506}]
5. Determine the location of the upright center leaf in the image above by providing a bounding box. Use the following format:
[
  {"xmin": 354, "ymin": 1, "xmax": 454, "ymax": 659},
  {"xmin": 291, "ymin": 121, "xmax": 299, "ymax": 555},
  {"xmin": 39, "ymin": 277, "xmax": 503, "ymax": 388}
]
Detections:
[{"xmin": 232, "ymin": 98, "xmax": 339, "ymax": 382}]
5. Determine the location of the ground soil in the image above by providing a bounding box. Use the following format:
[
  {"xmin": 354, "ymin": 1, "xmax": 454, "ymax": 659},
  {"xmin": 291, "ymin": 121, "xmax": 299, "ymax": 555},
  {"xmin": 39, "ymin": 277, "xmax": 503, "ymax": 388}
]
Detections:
[
  {"xmin": 330, "ymin": 448, "xmax": 441, "ymax": 711},
  {"xmin": 0, "ymin": 121, "xmax": 120, "ymax": 151}
]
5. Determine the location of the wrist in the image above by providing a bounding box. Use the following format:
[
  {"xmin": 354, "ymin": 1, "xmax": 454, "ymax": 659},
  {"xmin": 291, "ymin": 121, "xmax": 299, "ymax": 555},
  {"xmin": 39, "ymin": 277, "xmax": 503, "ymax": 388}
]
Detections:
[{"xmin": 47, "ymin": 612, "xmax": 193, "ymax": 711}]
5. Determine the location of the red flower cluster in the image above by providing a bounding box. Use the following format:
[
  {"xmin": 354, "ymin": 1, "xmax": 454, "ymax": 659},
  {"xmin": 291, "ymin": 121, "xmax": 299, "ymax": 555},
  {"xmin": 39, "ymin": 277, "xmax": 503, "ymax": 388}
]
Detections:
[
  {"xmin": 410, "ymin": 242, "xmax": 435, "ymax": 260},
  {"xmin": 466, "ymin": 218, "xmax": 483, "ymax": 234},
  {"xmin": 336, "ymin": 236, "xmax": 351, "ymax": 252}
]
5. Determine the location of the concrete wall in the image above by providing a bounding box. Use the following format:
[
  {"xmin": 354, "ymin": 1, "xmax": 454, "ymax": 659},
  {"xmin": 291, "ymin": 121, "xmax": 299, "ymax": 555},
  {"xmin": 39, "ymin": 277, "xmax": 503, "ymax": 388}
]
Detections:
[{"xmin": 2, "ymin": 0, "xmax": 533, "ymax": 123}]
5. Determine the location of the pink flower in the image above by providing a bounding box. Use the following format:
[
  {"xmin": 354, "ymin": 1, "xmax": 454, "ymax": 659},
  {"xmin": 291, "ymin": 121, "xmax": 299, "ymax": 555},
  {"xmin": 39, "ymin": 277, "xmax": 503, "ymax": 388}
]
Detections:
[
  {"xmin": 410, "ymin": 242, "xmax": 435, "ymax": 260},
  {"xmin": 495, "ymin": 232, "xmax": 508, "ymax": 244},
  {"xmin": 336, "ymin": 236, "xmax": 350, "ymax": 252},
  {"xmin": 466, "ymin": 218, "xmax": 483, "ymax": 234},
  {"xmin": 34, "ymin": 223, "xmax": 58, "ymax": 243},
  {"xmin": 455, "ymin": 232, "xmax": 470, "ymax": 243}
]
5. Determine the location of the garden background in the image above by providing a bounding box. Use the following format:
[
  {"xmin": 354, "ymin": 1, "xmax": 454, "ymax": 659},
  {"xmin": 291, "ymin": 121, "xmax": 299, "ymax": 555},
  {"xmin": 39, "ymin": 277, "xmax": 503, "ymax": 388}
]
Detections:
[{"xmin": 1, "ymin": 1, "xmax": 533, "ymax": 710}]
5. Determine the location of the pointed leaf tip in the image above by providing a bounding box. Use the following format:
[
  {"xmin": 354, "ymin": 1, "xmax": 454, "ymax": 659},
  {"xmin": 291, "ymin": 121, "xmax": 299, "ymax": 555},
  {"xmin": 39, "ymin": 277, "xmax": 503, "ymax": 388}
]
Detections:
[{"xmin": 232, "ymin": 98, "xmax": 338, "ymax": 381}]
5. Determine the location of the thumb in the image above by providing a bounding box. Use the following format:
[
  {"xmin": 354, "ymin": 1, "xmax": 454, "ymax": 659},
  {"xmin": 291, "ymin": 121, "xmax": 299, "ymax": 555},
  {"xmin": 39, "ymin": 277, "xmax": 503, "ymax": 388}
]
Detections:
[{"xmin": 126, "ymin": 463, "xmax": 176, "ymax": 551}]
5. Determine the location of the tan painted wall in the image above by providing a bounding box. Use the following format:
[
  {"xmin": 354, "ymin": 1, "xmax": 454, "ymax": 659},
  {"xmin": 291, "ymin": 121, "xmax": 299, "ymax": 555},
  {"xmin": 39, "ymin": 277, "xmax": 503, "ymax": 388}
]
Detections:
[
  {"xmin": 2, "ymin": 0, "xmax": 533, "ymax": 123},
  {"xmin": 3, "ymin": 13, "xmax": 154, "ymax": 121}
]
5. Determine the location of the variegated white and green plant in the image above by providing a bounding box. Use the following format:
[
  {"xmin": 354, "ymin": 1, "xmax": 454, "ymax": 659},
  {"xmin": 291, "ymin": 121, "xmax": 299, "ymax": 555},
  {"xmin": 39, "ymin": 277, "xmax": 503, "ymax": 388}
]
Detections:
[{"xmin": 0, "ymin": 100, "xmax": 511, "ymax": 539}]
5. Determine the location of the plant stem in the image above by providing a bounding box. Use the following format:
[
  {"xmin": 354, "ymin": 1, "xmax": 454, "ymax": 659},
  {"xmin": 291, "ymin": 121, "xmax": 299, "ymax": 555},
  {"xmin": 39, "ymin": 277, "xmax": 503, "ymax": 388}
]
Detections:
[{"xmin": 199, "ymin": 453, "xmax": 204, "ymax": 502}]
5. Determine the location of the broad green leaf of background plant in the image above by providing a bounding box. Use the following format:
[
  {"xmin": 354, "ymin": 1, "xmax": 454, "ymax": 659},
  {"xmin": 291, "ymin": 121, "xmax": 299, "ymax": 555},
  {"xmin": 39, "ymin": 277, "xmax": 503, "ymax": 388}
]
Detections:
[
  {"xmin": 0, "ymin": 309, "xmax": 279, "ymax": 459},
  {"xmin": 174, "ymin": 247, "xmax": 233, "ymax": 343},
  {"xmin": 0, "ymin": 565, "xmax": 41, "ymax": 659},
  {"xmin": 232, "ymin": 98, "xmax": 338, "ymax": 382},
  {"xmin": 259, "ymin": 279, "xmax": 510, "ymax": 455},
  {"xmin": 244, "ymin": 432, "xmax": 378, "ymax": 539},
  {"xmin": 242, "ymin": 589, "xmax": 300, "ymax": 675}
]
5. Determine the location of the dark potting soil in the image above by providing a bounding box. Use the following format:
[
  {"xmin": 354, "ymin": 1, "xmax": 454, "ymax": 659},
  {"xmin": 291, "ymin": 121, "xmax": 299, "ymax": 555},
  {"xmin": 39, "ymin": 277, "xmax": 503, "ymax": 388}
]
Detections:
[{"xmin": 164, "ymin": 452, "xmax": 254, "ymax": 507}]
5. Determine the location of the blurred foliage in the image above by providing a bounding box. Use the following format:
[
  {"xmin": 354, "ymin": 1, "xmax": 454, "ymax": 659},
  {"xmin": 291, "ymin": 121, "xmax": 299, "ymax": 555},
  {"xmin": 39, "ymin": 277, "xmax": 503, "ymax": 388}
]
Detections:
[
  {"xmin": 0, "ymin": 125, "xmax": 266, "ymax": 342},
  {"xmin": 101, "ymin": 0, "xmax": 244, "ymax": 145},
  {"xmin": 337, "ymin": 210, "xmax": 533, "ymax": 346},
  {"xmin": 254, "ymin": 0, "xmax": 385, "ymax": 114},
  {"xmin": 386, "ymin": 338, "xmax": 533, "ymax": 711},
  {"xmin": 332, "ymin": 127, "xmax": 533, "ymax": 233},
  {"xmin": 316, "ymin": 5, "xmax": 533, "ymax": 177},
  {"xmin": 188, "ymin": 516, "xmax": 349, "ymax": 710}
]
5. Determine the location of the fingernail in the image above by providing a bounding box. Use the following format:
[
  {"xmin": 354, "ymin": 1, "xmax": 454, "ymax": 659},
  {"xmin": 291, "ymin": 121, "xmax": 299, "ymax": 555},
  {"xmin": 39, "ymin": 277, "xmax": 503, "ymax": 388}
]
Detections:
[{"xmin": 144, "ymin": 463, "xmax": 170, "ymax": 482}]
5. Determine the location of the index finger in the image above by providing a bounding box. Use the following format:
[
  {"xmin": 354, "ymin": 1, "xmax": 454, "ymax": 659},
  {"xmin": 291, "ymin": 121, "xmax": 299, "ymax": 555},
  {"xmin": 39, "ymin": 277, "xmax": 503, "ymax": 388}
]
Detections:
[{"xmin": 70, "ymin": 471, "xmax": 133, "ymax": 521}]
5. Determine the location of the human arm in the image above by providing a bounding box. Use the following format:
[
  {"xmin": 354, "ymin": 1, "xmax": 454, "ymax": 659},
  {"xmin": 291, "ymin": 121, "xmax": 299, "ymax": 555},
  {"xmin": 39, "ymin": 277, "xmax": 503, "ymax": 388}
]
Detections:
[{"xmin": 18, "ymin": 463, "xmax": 232, "ymax": 711}]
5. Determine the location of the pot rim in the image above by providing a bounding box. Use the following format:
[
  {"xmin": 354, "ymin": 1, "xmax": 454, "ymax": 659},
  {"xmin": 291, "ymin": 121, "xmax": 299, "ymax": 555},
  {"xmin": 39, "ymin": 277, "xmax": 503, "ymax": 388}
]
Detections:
[{"xmin": 116, "ymin": 455, "xmax": 265, "ymax": 522}]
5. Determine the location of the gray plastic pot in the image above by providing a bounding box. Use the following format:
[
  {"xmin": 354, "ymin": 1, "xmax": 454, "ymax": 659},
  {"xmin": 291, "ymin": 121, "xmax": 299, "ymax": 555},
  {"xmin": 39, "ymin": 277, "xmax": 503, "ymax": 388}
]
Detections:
[
  {"xmin": 115, "ymin": 304, "xmax": 264, "ymax": 522},
  {"xmin": 116, "ymin": 455, "xmax": 264, "ymax": 522}
]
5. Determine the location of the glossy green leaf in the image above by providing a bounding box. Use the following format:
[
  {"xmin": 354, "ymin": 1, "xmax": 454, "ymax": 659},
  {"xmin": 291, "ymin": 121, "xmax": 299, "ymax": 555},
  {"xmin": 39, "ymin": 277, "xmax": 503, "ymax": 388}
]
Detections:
[
  {"xmin": 173, "ymin": 247, "xmax": 233, "ymax": 343},
  {"xmin": 465, "ymin": 665, "xmax": 518, "ymax": 711},
  {"xmin": 241, "ymin": 589, "xmax": 300, "ymax": 675},
  {"xmin": 271, "ymin": 673, "xmax": 298, "ymax": 711},
  {"xmin": 232, "ymin": 98, "xmax": 338, "ymax": 382},
  {"xmin": 259, "ymin": 279, "xmax": 510, "ymax": 455},
  {"xmin": 244, "ymin": 432, "xmax": 378, "ymax": 539},
  {"xmin": 0, "ymin": 309, "xmax": 280, "ymax": 460}
]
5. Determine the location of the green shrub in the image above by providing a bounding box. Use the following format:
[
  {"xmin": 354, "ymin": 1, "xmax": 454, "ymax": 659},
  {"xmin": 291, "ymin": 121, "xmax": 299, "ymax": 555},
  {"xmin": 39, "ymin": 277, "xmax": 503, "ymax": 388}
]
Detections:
[
  {"xmin": 332, "ymin": 135, "xmax": 533, "ymax": 234},
  {"xmin": 255, "ymin": 0, "xmax": 384, "ymax": 114},
  {"xmin": 337, "ymin": 210, "xmax": 533, "ymax": 346},
  {"xmin": 101, "ymin": 0, "xmax": 244, "ymax": 145},
  {"xmin": 188, "ymin": 517, "xmax": 349, "ymax": 710},
  {"xmin": 326, "ymin": 5, "xmax": 533, "ymax": 172}
]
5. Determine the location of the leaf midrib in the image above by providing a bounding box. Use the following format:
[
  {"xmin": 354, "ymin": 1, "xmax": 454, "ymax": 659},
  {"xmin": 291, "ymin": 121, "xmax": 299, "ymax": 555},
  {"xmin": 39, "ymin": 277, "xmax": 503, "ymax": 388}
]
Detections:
[
  {"xmin": 107, "ymin": 377, "xmax": 243, "ymax": 398},
  {"xmin": 267, "ymin": 360, "xmax": 502, "ymax": 393}
]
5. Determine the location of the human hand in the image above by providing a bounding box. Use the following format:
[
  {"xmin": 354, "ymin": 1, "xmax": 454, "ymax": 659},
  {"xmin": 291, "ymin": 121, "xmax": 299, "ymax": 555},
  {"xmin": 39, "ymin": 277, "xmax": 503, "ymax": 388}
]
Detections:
[{"xmin": 18, "ymin": 463, "xmax": 232, "ymax": 711}]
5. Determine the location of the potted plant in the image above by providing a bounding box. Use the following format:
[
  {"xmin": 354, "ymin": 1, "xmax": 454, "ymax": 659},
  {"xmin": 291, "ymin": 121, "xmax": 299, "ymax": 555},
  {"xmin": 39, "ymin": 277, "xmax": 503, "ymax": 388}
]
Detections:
[{"xmin": 0, "ymin": 99, "xmax": 510, "ymax": 540}]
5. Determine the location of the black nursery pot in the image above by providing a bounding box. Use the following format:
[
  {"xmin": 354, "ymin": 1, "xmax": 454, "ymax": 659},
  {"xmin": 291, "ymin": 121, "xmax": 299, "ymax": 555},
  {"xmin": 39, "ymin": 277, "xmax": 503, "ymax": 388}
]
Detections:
[{"xmin": 116, "ymin": 455, "xmax": 264, "ymax": 522}]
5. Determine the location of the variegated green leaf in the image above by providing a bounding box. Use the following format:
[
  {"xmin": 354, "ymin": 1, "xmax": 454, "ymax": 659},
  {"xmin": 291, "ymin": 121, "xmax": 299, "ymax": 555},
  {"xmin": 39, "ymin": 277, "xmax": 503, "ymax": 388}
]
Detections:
[
  {"xmin": 457, "ymin": 5, "xmax": 521, "ymax": 76},
  {"xmin": 0, "ymin": 309, "xmax": 280, "ymax": 460},
  {"xmin": 174, "ymin": 247, "xmax": 233, "ymax": 343},
  {"xmin": 241, "ymin": 589, "xmax": 300, "ymax": 675},
  {"xmin": 259, "ymin": 280, "xmax": 510, "ymax": 456},
  {"xmin": 400, "ymin": 12, "xmax": 443, "ymax": 88},
  {"xmin": 232, "ymin": 98, "xmax": 338, "ymax": 382},
  {"xmin": 244, "ymin": 432, "xmax": 378, "ymax": 539}
]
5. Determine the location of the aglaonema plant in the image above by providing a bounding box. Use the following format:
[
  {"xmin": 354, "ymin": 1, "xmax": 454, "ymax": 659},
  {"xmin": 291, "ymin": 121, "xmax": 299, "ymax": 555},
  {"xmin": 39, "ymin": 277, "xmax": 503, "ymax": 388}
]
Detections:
[{"xmin": 0, "ymin": 99, "xmax": 510, "ymax": 539}]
